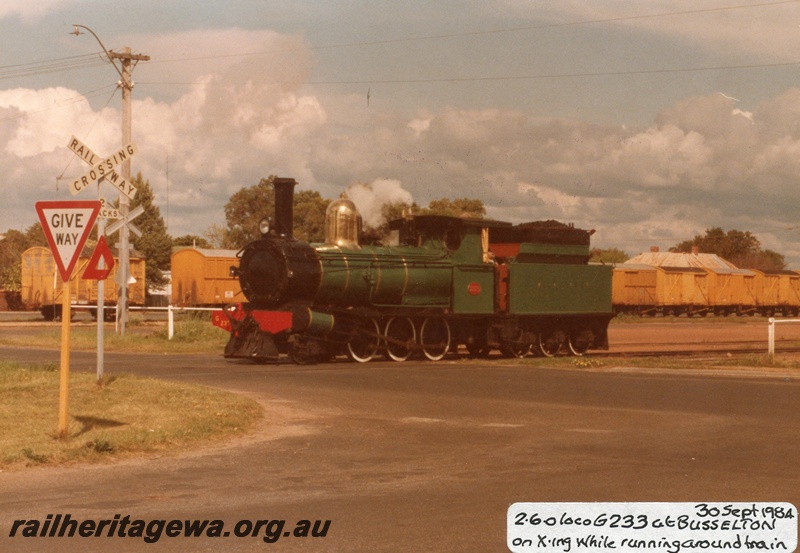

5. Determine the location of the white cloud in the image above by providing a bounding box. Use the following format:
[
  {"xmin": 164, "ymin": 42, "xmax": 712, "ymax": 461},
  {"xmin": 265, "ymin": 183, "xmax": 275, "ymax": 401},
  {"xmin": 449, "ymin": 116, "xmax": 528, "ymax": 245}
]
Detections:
[
  {"xmin": 8, "ymin": 36, "xmax": 800, "ymax": 266},
  {"xmin": 0, "ymin": 0, "xmax": 74, "ymax": 21},
  {"xmin": 0, "ymin": 87, "xmax": 117, "ymax": 158},
  {"xmin": 508, "ymin": 1, "xmax": 800, "ymax": 60}
]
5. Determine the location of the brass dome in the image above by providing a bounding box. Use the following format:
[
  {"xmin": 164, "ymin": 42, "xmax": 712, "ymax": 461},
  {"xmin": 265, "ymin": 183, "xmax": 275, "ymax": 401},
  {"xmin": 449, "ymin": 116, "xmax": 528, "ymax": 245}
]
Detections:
[{"xmin": 325, "ymin": 198, "xmax": 362, "ymax": 248}]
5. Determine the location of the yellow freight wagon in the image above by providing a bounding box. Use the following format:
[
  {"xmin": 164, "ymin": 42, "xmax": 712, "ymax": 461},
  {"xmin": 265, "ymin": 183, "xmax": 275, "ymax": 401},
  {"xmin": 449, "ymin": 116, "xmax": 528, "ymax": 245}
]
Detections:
[
  {"xmin": 752, "ymin": 270, "xmax": 800, "ymax": 316},
  {"xmin": 612, "ymin": 264, "xmax": 657, "ymax": 315},
  {"xmin": 657, "ymin": 266, "xmax": 709, "ymax": 316},
  {"xmin": 704, "ymin": 267, "xmax": 757, "ymax": 316},
  {"xmin": 783, "ymin": 272, "xmax": 800, "ymax": 316},
  {"xmin": 612, "ymin": 264, "xmax": 709, "ymax": 316},
  {"xmin": 20, "ymin": 246, "xmax": 146, "ymax": 320},
  {"xmin": 170, "ymin": 248, "xmax": 243, "ymax": 306}
]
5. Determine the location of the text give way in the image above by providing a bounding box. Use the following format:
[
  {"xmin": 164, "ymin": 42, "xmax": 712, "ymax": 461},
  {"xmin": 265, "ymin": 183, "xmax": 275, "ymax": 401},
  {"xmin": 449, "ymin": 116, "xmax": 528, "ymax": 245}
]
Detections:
[{"xmin": 34, "ymin": 200, "xmax": 101, "ymax": 281}]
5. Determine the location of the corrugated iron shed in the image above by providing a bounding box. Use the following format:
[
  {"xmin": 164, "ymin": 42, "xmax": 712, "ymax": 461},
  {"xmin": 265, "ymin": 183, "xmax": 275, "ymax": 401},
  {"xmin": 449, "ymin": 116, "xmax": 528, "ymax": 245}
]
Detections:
[{"xmin": 625, "ymin": 252, "xmax": 752, "ymax": 273}]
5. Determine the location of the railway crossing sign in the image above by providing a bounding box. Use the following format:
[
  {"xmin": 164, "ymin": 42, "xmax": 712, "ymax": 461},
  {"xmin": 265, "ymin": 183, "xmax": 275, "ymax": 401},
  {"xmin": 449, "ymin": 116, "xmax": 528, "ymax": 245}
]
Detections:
[
  {"xmin": 106, "ymin": 204, "xmax": 144, "ymax": 238},
  {"xmin": 99, "ymin": 197, "xmax": 120, "ymax": 220},
  {"xmin": 35, "ymin": 200, "xmax": 101, "ymax": 281},
  {"xmin": 67, "ymin": 135, "xmax": 138, "ymax": 200}
]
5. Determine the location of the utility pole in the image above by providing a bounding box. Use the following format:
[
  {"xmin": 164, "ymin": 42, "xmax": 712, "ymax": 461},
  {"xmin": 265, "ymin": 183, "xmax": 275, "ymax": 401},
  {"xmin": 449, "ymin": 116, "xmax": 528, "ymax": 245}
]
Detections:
[
  {"xmin": 73, "ymin": 26, "xmax": 149, "ymax": 335},
  {"xmin": 109, "ymin": 47, "xmax": 149, "ymax": 335}
]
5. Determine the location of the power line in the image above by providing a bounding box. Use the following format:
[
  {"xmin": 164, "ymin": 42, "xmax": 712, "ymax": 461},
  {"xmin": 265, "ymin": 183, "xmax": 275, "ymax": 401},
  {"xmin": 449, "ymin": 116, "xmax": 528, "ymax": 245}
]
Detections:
[
  {"xmin": 309, "ymin": 0, "xmax": 800, "ymax": 52},
  {"xmin": 145, "ymin": 0, "xmax": 800, "ymax": 65},
  {"xmin": 2, "ymin": 1, "xmax": 796, "ymax": 86},
  {"xmin": 316, "ymin": 60, "xmax": 800, "ymax": 84},
  {"xmin": 0, "ymin": 52, "xmax": 108, "ymax": 81},
  {"xmin": 138, "ymin": 59, "xmax": 800, "ymax": 88}
]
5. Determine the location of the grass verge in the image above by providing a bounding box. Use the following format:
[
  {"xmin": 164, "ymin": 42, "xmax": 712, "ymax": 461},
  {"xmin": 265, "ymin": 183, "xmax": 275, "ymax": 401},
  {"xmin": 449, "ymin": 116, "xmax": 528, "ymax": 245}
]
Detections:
[
  {"xmin": 0, "ymin": 360, "xmax": 261, "ymax": 470},
  {"xmin": 611, "ymin": 313, "xmax": 764, "ymax": 325},
  {"xmin": 0, "ymin": 319, "xmax": 230, "ymax": 354}
]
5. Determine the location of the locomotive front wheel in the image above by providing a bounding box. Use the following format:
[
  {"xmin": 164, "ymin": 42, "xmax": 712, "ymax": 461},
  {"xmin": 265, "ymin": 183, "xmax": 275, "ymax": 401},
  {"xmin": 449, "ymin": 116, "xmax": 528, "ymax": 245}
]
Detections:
[
  {"xmin": 536, "ymin": 331, "xmax": 564, "ymax": 358},
  {"xmin": 566, "ymin": 330, "xmax": 593, "ymax": 356},
  {"xmin": 347, "ymin": 318, "xmax": 381, "ymax": 363},
  {"xmin": 385, "ymin": 317, "xmax": 416, "ymax": 362},
  {"xmin": 419, "ymin": 318, "xmax": 451, "ymax": 361},
  {"xmin": 289, "ymin": 341, "xmax": 313, "ymax": 365}
]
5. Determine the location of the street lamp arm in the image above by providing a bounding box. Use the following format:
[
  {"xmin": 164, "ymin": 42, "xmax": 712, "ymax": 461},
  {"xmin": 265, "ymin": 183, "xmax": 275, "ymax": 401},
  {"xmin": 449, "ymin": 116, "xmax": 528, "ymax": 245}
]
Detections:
[{"xmin": 71, "ymin": 24, "xmax": 125, "ymax": 82}]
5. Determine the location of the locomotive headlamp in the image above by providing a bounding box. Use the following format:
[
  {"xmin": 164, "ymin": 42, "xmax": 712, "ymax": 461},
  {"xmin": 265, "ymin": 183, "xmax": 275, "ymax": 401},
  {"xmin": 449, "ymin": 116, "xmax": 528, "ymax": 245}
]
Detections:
[{"xmin": 259, "ymin": 218, "xmax": 271, "ymax": 236}]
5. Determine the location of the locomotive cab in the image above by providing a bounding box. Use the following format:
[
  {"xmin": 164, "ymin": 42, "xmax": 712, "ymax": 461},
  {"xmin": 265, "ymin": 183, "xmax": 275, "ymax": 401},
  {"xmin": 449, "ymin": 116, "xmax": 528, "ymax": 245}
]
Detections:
[{"xmin": 388, "ymin": 215, "xmax": 513, "ymax": 315}]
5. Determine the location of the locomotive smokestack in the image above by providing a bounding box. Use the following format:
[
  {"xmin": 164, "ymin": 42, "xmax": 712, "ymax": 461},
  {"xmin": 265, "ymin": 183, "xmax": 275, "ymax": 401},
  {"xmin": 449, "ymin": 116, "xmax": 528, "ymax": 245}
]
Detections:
[{"xmin": 273, "ymin": 177, "xmax": 297, "ymax": 238}]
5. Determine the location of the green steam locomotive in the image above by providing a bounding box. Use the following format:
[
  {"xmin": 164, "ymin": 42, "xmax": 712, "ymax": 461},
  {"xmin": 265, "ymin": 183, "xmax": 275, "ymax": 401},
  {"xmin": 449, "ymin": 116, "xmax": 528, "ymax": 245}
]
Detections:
[{"xmin": 219, "ymin": 178, "xmax": 613, "ymax": 363}]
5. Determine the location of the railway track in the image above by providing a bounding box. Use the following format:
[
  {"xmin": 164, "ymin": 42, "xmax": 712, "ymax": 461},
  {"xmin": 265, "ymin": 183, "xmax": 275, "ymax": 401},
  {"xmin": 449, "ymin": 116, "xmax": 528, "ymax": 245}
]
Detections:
[{"xmin": 602, "ymin": 340, "xmax": 800, "ymax": 358}]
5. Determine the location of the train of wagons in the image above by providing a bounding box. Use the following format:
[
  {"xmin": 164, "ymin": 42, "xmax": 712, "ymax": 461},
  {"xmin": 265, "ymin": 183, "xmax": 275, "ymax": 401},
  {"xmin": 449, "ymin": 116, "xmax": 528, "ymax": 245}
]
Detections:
[
  {"xmin": 217, "ymin": 178, "xmax": 615, "ymax": 364},
  {"xmin": 19, "ymin": 245, "xmax": 246, "ymax": 320},
  {"xmin": 19, "ymin": 246, "xmax": 146, "ymax": 321},
  {"xmin": 612, "ymin": 252, "xmax": 800, "ymax": 318}
]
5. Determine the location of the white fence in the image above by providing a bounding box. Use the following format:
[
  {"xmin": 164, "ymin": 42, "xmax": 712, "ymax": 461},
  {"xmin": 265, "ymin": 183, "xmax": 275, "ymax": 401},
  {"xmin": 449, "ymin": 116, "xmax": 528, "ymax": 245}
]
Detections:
[
  {"xmin": 71, "ymin": 304, "xmax": 221, "ymax": 340},
  {"xmin": 767, "ymin": 317, "xmax": 800, "ymax": 355},
  {"xmin": 134, "ymin": 305, "xmax": 221, "ymax": 340}
]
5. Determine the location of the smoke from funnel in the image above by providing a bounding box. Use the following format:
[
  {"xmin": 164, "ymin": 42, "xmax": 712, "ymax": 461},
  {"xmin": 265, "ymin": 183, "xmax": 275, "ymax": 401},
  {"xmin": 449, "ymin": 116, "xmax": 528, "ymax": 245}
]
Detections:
[{"xmin": 344, "ymin": 179, "xmax": 414, "ymax": 229}]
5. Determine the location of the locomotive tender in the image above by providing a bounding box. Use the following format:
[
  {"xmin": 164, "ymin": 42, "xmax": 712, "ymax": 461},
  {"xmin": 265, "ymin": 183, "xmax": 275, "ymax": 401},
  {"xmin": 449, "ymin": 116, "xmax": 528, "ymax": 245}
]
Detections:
[{"xmin": 219, "ymin": 178, "xmax": 614, "ymax": 363}]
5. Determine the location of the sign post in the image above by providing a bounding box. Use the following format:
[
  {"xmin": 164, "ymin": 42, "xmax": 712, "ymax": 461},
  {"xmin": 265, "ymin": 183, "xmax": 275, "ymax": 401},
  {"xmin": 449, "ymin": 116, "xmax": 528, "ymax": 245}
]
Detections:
[
  {"xmin": 66, "ymin": 135, "xmax": 138, "ymax": 336},
  {"xmin": 35, "ymin": 200, "xmax": 101, "ymax": 437},
  {"xmin": 82, "ymin": 234, "xmax": 115, "ymax": 382},
  {"xmin": 59, "ymin": 278, "xmax": 71, "ymax": 435}
]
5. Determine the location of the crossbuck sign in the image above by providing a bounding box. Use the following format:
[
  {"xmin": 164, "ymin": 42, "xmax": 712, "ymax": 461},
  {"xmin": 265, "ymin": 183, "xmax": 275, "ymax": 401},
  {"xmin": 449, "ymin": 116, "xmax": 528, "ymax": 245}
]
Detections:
[{"xmin": 67, "ymin": 136, "xmax": 138, "ymax": 200}]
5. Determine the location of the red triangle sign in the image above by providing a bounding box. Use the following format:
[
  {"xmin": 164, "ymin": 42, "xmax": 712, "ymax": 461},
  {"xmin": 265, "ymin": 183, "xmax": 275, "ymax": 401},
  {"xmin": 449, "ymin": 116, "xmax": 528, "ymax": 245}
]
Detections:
[
  {"xmin": 82, "ymin": 235, "xmax": 115, "ymax": 281},
  {"xmin": 35, "ymin": 200, "xmax": 101, "ymax": 281}
]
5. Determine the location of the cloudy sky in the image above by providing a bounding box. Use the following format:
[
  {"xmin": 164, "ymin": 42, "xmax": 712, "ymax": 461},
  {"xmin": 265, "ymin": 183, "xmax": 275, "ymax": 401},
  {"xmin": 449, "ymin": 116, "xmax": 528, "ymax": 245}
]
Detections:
[{"xmin": 3, "ymin": 1, "xmax": 800, "ymax": 263}]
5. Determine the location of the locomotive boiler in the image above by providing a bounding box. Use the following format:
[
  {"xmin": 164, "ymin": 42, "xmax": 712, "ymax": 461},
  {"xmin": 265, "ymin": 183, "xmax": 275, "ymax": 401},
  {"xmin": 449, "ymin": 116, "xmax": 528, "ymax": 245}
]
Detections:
[{"xmin": 218, "ymin": 178, "xmax": 614, "ymax": 363}]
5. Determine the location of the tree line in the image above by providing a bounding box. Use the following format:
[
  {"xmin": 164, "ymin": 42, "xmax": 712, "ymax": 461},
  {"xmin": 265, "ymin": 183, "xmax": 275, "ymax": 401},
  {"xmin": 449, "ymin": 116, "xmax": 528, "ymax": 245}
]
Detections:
[
  {"xmin": 0, "ymin": 175, "xmax": 788, "ymax": 303},
  {"xmin": 590, "ymin": 227, "xmax": 786, "ymax": 271}
]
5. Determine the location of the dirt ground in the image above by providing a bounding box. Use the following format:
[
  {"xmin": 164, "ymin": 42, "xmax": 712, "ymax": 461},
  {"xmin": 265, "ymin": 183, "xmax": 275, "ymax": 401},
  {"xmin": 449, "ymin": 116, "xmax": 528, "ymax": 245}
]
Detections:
[{"xmin": 607, "ymin": 318, "xmax": 800, "ymax": 354}]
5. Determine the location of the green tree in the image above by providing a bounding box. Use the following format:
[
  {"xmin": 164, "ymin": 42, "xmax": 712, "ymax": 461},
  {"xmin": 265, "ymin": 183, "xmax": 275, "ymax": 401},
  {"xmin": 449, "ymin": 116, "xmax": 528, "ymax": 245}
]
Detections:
[
  {"xmin": 222, "ymin": 177, "xmax": 331, "ymax": 247},
  {"xmin": 293, "ymin": 190, "xmax": 330, "ymax": 243},
  {"xmin": 173, "ymin": 235, "xmax": 212, "ymax": 249},
  {"xmin": 0, "ymin": 230, "xmax": 28, "ymax": 291},
  {"xmin": 380, "ymin": 200, "xmax": 419, "ymax": 225},
  {"xmin": 0, "ymin": 223, "xmax": 47, "ymax": 291},
  {"xmin": 671, "ymin": 227, "xmax": 785, "ymax": 270},
  {"xmin": 203, "ymin": 223, "xmax": 237, "ymax": 250},
  {"xmin": 422, "ymin": 197, "xmax": 486, "ymax": 218},
  {"xmin": 24, "ymin": 222, "xmax": 46, "ymax": 247},
  {"xmin": 590, "ymin": 248, "xmax": 629, "ymax": 264},
  {"xmin": 127, "ymin": 173, "xmax": 172, "ymax": 294},
  {"xmin": 224, "ymin": 177, "xmax": 275, "ymax": 248}
]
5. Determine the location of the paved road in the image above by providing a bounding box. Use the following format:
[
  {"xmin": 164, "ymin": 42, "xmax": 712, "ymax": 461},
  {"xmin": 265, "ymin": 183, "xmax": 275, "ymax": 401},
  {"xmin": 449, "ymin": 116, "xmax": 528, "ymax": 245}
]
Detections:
[{"xmin": 0, "ymin": 348, "xmax": 798, "ymax": 552}]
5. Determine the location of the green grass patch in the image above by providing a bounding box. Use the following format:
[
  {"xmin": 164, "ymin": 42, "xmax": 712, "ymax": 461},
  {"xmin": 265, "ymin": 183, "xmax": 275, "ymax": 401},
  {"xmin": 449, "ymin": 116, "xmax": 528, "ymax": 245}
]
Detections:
[
  {"xmin": 0, "ymin": 360, "xmax": 261, "ymax": 469},
  {"xmin": 0, "ymin": 319, "xmax": 230, "ymax": 354},
  {"xmin": 611, "ymin": 313, "xmax": 768, "ymax": 325}
]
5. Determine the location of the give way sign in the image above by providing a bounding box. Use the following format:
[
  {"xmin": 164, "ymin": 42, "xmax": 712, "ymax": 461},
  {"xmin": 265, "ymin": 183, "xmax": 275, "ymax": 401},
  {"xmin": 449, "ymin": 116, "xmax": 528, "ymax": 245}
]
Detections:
[{"xmin": 35, "ymin": 200, "xmax": 101, "ymax": 281}]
